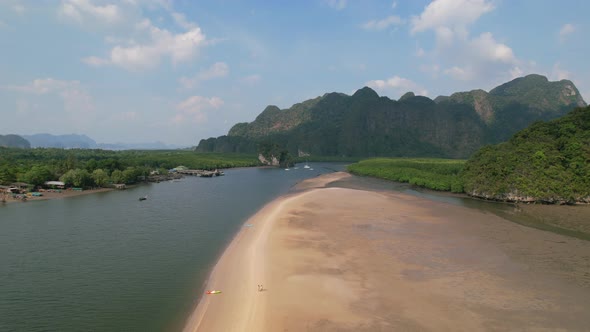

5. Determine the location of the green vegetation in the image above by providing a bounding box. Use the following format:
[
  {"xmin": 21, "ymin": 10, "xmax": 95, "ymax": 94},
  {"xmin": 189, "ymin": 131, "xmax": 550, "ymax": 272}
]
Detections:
[
  {"xmin": 293, "ymin": 155, "xmax": 359, "ymax": 163},
  {"xmin": 488, "ymin": 74, "xmax": 585, "ymax": 112},
  {"xmin": 347, "ymin": 106, "xmax": 590, "ymax": 205},
  {"xmin": 0, "ymin": 134, "xmax": 30, "ymax": 148},
  {"xmin": 462, "ymin": 106, "xmax": 590, "ymax": 204},
  {"xmin": 197, "ymin": 75, "xmax": 585, "ymax": 159},
  {"xmin": 257, "ymin": 141, "xmax": 294, "ymax": 167},
  {"xmin": 0, "ymin": 148, "xmax": 259, "ymax": 188},
  {"xmin": 347, "ymin": 158, "xmax": 466, "ymax": 192}
]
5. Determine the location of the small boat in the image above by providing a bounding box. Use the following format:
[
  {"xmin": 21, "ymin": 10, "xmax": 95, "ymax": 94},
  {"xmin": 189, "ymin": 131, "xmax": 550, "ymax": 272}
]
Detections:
[
  {"xmin": 304, "ymin": 163, "xmax": 310, "ymax": 169},
  {"xmin": 206, "ymin": 290, "xmax": 222, "ymax": 294},
  {"xmin": 139, "ymin": 196, "xmax": 147, "ymax": 201},
  {"xmin": 285, "ymin": 168, "xmax": 290, "ymax": 171}
]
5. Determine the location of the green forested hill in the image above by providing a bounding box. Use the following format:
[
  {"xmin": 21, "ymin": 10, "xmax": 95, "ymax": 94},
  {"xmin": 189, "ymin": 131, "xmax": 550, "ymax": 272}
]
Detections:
[
  {"xmin": 462, "ymin": 106, "xmax": 590, "ymax": 204},
  {"xmin": 196, "ymin": 74, "xmax": 586, "ymax": 159},
  {"xmin": 0, "ymin": 134, "xmax": 30, "ymax": 148}
]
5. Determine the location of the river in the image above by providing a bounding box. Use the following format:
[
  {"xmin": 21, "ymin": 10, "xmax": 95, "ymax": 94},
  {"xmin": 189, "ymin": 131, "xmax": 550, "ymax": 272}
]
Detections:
[
  {"xmin": 1, "ymin": 164, "xmax": 350, "ymax": 331},
  {"xmin": 0, "ymin": 163, "xmax": 583, "ymax": 331}
]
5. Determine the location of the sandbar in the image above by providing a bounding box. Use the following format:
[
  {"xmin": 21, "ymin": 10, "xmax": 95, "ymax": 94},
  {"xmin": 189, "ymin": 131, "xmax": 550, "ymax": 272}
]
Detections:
[{"xmin": 183, "ymin": 172, "xmax": 590, "ymax": 331}]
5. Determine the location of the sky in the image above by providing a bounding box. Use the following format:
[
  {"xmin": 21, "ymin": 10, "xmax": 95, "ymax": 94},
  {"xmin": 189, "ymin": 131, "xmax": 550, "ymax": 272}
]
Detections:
[{"xmin": 0, "ymin": 0, "xmax": 588, "ymax": 146}]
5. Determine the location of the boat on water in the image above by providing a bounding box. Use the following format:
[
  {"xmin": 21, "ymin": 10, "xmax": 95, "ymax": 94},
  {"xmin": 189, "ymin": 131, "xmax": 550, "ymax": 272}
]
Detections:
[
  {"xmin": 304, "ymin": 163, "xmax": 311, "ymax": 169},
  {"xmin": 139, "ymin": 196, "xmax": 147, "ymax": 201}
]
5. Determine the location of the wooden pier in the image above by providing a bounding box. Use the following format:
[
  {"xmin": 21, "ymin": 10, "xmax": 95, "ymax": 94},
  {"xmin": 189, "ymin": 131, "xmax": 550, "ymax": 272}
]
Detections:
[{"xmin": 176, "ymin": 169, "xmax": 225, "ymax": 177}]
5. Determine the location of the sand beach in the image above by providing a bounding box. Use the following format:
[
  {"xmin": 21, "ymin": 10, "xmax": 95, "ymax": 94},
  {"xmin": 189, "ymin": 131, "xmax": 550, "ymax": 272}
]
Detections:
[{"xmin": 184, "ymin": 172, "xmax": 590, "ymax": 331}]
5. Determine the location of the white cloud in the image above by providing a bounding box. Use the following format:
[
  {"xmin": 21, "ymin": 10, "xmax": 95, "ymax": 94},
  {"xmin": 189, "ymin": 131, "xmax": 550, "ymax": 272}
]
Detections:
[
  {"xmin": 4, "ymin": 78, "xmax": 95, "ymax": 115},
  {"xmin": 200, "ymin": 62, "xmax": 230, "ymax": 79},
  {"xmin": 179, "ymin": 62, "xmax": 229, "ymax": 88},
  {"xmin": 439, "ymin": 32, "xmax": 517, "ymax": 82},
  {"xmin": 410, "ymin": 0, "xmax": 519, "ymax": 84},
  {"xmin": 434, "ymin": 26, "xmax": 455, "ymax": 48},
  {"xmin": 109, "ymin": 44, "xmax": 160, "ymax": 71},
  {"xmin": 171, "ymin": 12, "xmax": 195, "ymax": 30},
  {"xmin": 366, "ymin": 75, "xmax": 428, "ymax": 97},
  {"xmin": 173, "ymin": 96, "xmax": 223, "ymax": 124},
  {"xmin": 362, "ymin": 15, "xmax": 404, "ymax": 31},
  {"xmin": 559, "ymin": 23, "xmax": 575, "ymax": 42},
  {"xmin": 59, "ymin": 0, "xmax": 121, "ymax": 24},
  {"xmin": 411, "ymin": 0, "xmax": 494, "ymax": 43},
  {"xmin": 470, "ymin": 32, "xmax": 515, "ymax": 64},
  {"xmin": 87, "ymin": 18, "xmax": 208, "ymax": 71},
  {"xmin": 444, "ymin": 66, "xmax": 474, "ymax": 81},
  {"xmin": 65, "ymin": 1, "xmax": 209, "ymax": 71},
  {"xmin": 136, "ymin": 18, "xmax": 206, "ymax": 64},
  {"xmin": 411, "ymin": 0, "xmax": 493, "ymax": 32},
  {"xmin": 324, "ymin": 0, "xmax": 347, "ymax": 10}
]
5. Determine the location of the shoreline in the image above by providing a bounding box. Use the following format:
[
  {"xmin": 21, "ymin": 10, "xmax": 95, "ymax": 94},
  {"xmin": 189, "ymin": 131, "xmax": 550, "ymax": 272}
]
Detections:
[
  {"xmin": 182, "ymin": 172, "xmax": 350, "ymax": 331},
  {"xmin": 182, "ymin": 190, "xmax": 318, "ymax": 331},
  {"xmin": 183, "ymin": 172, "xmax": 590, "ymax": 331},
  {"xmin": 1, "ymin": 187, "xmax": 114, "ymax": 204}
]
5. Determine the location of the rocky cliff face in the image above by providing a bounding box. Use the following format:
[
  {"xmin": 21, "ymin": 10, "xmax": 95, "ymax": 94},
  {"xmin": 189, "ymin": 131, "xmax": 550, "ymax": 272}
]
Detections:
[
  {"xmin": 489, "ymin": 74, "xmax": 586, "ymax": 112},
  {"xmin": 197, "ymin": 74, "xmax": 586, "ymax": 159},
  {"xmin": 446, "ymin": 89, "xmax": 494, "ymax": 123},
  {"xmin": 258, "ymin": 153, "xmax": 279, "ymax": 166}
]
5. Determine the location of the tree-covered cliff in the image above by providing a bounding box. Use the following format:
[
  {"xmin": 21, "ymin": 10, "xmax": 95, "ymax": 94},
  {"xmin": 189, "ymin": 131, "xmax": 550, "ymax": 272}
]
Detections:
[
  {"xmin": 462, "ymin": 105, "xmax": 590, "ymax": 204},
  {"xmin": 196, "ymin": 74, "xmax": 586, "ymax": 159}
]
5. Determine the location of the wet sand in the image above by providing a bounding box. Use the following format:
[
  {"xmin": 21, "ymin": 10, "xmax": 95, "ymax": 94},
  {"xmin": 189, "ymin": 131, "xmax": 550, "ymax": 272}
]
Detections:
[{"xmin": 184, "ymin": 172, "xmax": 590, "ymax": 331}]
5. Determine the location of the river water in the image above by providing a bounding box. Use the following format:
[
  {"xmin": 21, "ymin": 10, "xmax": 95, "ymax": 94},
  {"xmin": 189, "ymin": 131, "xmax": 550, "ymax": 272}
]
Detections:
[
  {"xmin": 1, "ymin": 164, "xmax": 351, "ymax": 331},
  {"xmin": 0, "ymin": 163, "xmax": 559, "ymax": 331}
]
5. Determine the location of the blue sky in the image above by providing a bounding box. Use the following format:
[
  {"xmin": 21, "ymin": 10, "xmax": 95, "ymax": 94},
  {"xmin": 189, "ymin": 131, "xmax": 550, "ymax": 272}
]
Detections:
[{"xmin": 0, "ymin": 0, "xmax": 588, "ymax": 146}]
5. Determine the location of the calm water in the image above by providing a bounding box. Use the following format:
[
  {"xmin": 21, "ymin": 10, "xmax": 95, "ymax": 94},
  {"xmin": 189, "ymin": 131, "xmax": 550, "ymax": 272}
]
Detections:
[
  {"xmin": 0, "ymin": 164, "xmax": 346, "ymax": 332},
  {"xmin": 0, "ymin": 164, "xmax": 551, "ymax": 332}
]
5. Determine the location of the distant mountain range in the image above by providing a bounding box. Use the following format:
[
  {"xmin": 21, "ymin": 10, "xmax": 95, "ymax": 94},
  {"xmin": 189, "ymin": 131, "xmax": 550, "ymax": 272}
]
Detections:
[
  {"xmin": 23, "ymin": 133, "xmax": 98, "ymax": 149},
  {"xmin": 0, "ymin": 134, "xmax": 30, "ymax": 148},
  {"xmin": 0, "ymin": 133, "xmax": 186, "ymax": 150},
  {"xmin": 196, "ymin": 74, "xmax": 586, "ymax": 158}
]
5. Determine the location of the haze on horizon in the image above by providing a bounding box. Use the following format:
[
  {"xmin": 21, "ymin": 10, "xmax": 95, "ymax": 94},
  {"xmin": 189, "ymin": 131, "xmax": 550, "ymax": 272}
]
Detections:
[{"xmin": 0, "ymin": 0, "xmax": 588, "ymax": 146}]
